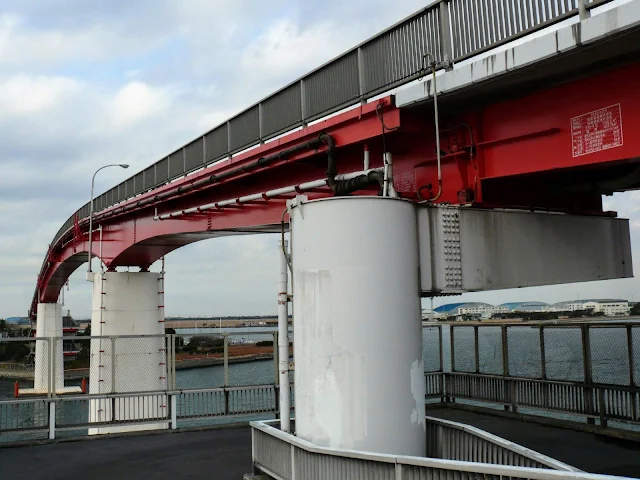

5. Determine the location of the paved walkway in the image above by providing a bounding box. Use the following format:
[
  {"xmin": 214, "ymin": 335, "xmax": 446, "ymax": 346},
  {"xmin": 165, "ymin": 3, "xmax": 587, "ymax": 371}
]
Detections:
[
  {"xmin": 0, "ymin": 426, "xmax": 252, "ymax": 480},
  {"xmin": 1, "ymin": 410, "xmax": 640, "ymax": 479}
]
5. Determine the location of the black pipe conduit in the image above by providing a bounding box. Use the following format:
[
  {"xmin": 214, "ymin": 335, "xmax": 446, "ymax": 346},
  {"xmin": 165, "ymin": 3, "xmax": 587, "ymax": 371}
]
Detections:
[
  {"xmin": 98, "ymin": 133, "xmax": 381, "ymax": 219},
  {"xmin": 320, "ymin": 133, "xmax": 383, "ymax": 196}
]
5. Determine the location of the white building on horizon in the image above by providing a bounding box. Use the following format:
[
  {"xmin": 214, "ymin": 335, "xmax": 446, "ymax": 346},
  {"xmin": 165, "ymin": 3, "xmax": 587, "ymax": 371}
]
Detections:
[{"xmin": 549, "ymin": 299, "xmax": 629, "ymax": 316}]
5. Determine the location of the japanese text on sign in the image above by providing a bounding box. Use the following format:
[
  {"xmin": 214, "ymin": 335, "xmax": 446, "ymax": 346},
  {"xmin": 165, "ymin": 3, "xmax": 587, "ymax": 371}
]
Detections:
[{"xmin": 571, "ymin": 104, "xmax": 623, "ymax": 157}]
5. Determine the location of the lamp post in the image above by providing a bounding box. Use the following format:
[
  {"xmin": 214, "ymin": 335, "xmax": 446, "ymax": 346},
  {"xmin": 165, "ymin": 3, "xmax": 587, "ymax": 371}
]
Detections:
[{"xmin": 86, "ymin": 164, "xmax": 129, "ymax": 280}]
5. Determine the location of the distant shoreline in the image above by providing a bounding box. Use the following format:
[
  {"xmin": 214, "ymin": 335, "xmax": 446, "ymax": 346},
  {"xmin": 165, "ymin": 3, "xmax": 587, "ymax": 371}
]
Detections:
[{"xmin": 0, "ymin": 353, "xmax": 275, "ymax": 382}]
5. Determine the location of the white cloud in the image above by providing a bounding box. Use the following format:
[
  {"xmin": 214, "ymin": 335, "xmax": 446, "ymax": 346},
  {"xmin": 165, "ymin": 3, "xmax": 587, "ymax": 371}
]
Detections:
[
  {"xmin": 242, "ymin": 19, "xmax": 342, "ymax": 80},
  {"xmin": 0, "ymin": 75, "xmax": 80, "ymax": 115},
  {"xmin": 109, "ymin": 81, "xmax": 173, "ymax": 128}
]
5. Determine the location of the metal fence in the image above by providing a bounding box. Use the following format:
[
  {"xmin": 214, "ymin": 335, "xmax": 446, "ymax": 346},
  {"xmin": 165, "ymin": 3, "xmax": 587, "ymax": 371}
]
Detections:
[
  {"xmin": 251, "ymin": 418, "xmax": 633, "ymax": 480},
  {"xmin": 2, "ymin": 322, "xmax": 638, "ymax": 442},
  {"xmin": 440, "ymin": 321, "xmax": 640, "ymax": 427},
  {"xmin": 0, "ymin": 331, "xmax": 288, "ymax": 441},
  {"xmin": 42, "ymin": 0, "xmax": 614, "ymax": 261}
]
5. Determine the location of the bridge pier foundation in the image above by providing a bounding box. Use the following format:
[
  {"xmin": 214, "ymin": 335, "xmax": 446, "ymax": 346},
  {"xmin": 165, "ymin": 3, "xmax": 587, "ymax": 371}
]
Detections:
[
  {"xmin": 88, "ymin": 271, "xmax": 167, "ymax": 434},
  {"xmin": 32, "ymin": 303, "xmax": 64, "ymax": 394},
  {"xmin": 290, "ymin": 196, "xmax": 426, "ymax": 456}
]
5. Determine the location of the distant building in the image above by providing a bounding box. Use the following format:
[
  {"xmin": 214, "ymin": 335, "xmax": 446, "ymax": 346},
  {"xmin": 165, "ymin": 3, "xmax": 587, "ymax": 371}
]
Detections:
[
  {"xmin": 550, "ymin": 299, "xmax": 629, "ymax": 316},
  {"xmin": 5, "ymin": 317, "xmax": 30, "ymax": 326},
  {"xmin": 499, "ymin": 301, "xmax": 549, "ymax": 313},
  {"xmin": 434, "ymin": 302, "xmax": 508, "ymax": 320}
]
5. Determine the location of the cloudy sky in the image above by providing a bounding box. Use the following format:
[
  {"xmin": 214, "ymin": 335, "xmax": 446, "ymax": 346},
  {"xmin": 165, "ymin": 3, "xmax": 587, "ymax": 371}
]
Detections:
[{"xmin": 0, "ymin": 0, "xmax": 637, "ymax": 319}]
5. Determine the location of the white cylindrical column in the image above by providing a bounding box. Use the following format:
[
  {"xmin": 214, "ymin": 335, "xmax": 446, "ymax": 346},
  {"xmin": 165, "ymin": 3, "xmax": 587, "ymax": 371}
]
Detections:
[
  {"xmin": 34, "ymin": 303, "xmax": 63, "ymax": 393},
  {"xmin": 291, "ymin": 196, "xmax": 425, "ymax": 456},
  {"xmin": 89, "ymin": 272, "xmax": 167, "ymax": 434}
]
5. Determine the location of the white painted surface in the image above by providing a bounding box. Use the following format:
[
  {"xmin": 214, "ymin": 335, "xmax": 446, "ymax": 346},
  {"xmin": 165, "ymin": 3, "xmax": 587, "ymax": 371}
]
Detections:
[
  {"xmin": 89, "ymin": 272, "xmax": 167, "ymax": 434},
  {"xmin": 34, "ymin": 303, "xmax": 63, "ymax": 392},
  {"xmin": 396, "ymin": 1, "xmax": 640, "ymax": 108},
  {"xmin": 291, "ymin": 197, "xmax": 425, "ymax": 456},
  {"xmin": 418, "ymin": 206, "xmax": 632, "ymax": 294}
]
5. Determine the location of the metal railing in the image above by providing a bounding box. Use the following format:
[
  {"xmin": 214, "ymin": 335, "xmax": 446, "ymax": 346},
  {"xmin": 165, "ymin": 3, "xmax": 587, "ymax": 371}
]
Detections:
[
  {"xmin": 250, "ymin": 418, "xmax": 640, "ymax": 480},
  {"xmin": 424, "ymin": 415, "xmax": 578, "ymax": 469},
  {"xmin": 0, "ymin": 330, "xmax": 288, "ymax": 441},
  {"xmin": 41, "ymin": 0, "xmax": 614, "ymax": 264},
  {"xmin": 424, "ymin": 320, "xmax": 640, "ymax": 428},
  {"xmin": 2, "ymin": 321, "xmax": 638, "ymax": 441}
]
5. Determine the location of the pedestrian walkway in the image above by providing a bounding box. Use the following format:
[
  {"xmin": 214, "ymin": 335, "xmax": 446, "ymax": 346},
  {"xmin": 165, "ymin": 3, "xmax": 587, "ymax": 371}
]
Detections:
[
  {"xmin": 0, "ymin": 426, "xmax": 251, "ymax": 480},
  {"xmin": 1, "ymin": 409, "xmax": 639, "ymax": 479}
]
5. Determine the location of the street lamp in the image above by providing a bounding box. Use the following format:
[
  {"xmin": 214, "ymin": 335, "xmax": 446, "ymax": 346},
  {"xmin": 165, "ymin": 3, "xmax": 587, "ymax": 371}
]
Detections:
[{"xmin": 86, "ymin": 164, "xmax": 129, "ymax": 280}]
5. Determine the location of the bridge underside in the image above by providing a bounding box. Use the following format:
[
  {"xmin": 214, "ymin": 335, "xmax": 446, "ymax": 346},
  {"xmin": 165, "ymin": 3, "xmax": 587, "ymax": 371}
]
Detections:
[{"xmin": 34, "ymin": 1, "xmax": 640, "ymax": 313}]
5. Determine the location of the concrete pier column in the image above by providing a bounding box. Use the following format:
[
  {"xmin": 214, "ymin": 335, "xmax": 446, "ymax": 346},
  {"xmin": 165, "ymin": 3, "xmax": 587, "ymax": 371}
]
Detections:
[
  {"xmin": 89, "ymin": 271, "xmax": 167, "ymax": 434},
  {"xmin": 33, "ymin": 303, "xmax": 63, "ymax": 393},
  {"xmin": 290, "ymin": 197, "xmax": 425, "ymax": 456}
]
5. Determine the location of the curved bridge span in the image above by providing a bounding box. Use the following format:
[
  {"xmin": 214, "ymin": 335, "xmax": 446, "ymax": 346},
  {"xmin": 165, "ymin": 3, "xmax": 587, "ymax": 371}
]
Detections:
[{"xmin": 33, "ymin": 0, "xmax": 640, "ymax": 316}]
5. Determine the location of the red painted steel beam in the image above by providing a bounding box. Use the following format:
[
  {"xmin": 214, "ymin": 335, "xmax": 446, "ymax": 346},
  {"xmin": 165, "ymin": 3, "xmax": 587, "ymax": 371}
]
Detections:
[
  {"xmin": 33, "ymin": 62, "xmax": 640, "ymax": 314},
  {"xmin": 35, "ymin": 99, "xmax": 399, "ymax": 307}
]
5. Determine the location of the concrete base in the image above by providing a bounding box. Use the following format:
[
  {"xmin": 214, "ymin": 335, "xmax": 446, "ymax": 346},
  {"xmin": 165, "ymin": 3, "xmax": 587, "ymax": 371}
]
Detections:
[
  {"xmin": 88, "ymin": 421, "xmax": 168, "ymax": 436},
  {"xmin": 88, "ymin": 272, "xmax": 167, "ymax": 434},
  {"xmin": 19, "ymin": 386, "xmax": 82, "ymax": 396},
  {"xmin": 34, "ymin": 303, "xmax": 64, "ymax": 393}
]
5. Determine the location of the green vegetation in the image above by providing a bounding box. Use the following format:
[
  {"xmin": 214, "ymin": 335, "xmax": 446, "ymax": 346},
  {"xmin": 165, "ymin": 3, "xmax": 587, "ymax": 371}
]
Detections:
[
  {"xmin": 184, "ymin": 336, "xmax": 224, "ymax": 354},
  {"xmin": 0, "ymin": 342, "xmax": 29, "ymax": 362}
]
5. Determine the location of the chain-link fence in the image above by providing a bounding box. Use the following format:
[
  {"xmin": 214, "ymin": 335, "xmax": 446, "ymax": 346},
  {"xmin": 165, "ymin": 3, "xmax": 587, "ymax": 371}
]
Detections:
[
  {"xmin": 423, "ymin": 325, "xmax": 443, "ymax": 373},
  {"xmin": 449, "ymin": 322, "xmax": 640, "ymax": 386},
  {"xmin": 507, "ymin": 326, "xmax": 541, "ymax": 378},
  {"xmin": 3, "ymin": 322, "xmax": 636, "ymax": 440},
  {"xmin": 446, "ymin": 321, "xmax": 640, "ymax": 427}
]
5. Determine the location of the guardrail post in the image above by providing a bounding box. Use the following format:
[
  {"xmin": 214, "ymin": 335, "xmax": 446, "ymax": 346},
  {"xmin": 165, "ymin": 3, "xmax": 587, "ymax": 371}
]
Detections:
[
  {"xmin": 224, "ymin": 334, "xmax": 230, "ymax": 415},
  {"xmin": 578, "ymin": 0, "xmax": 591, "ymax": 21},
  {"xmin": 582, "ymin": 324, "xmax": 595, "ymax": 424},
  {"xmin": 273, "ymin": 331, "xmax": 279, "ymax": 386},
  {"xmin": 501, "ymin": 326, "xmax": 510, "ymax": 410},
  {"xmin": 450, "ymin": 325, "xmax": 455, "ymax": 372},
  {"xmin": 598, "ymin": 388, "xmax": 608, "ymax": 428},
  {"xmin": 395, "ymin": 463, "xmax": 403, "ymax": 480},
  {"xmin": 111, "ymin": 337, "xmax": 117, "ymax": 393},
  {"xmin": 438, "ymin": 1, "xmax": 454, "ymax": 69},
  {"xmin": 170, "ymin": 394, "xmax": 177, "ymax": 430},
  {"xmin": 48, "ymin": 400, "xmax": 56, "ymax": 440},
  {"xmin": 474, "ymin": 326, "xmax": 480, "ymax": 374},
  {"xmin": 628, "ymin": 325, "xmax": 637, "ymax": 421},
  {"xmin": 449, "ymin": 325, "xmax": 455, "ymax": 403},
  {"xmin": 273, "ymin": 331, "xmax": 280, "ymax": 418},
  {"xmin": 540, "ymin": 325, "xmax": 549, "ymax": 409},
  {"xmin": 258, "ymin": 103, "xmax": 265, "ymax": 143},
  {"xmin": 170, "ymin": 334, "xmax": 176, "ymax": 391},
  {"xmin": 300, "ymin": 79, "xmax": 308, "ymax": 126},
  {"xmin": 357, "ymin": 47, "xmax": 366, "ymax": 102},
  {"xmin": 438, "ymin": 325, "xmax": 444, "ymax": 373},
  {"xmin": 438, "ymin": 325, "xmax": 445, "ymax": 403},
  {"xmin": 47, "ymin": 338, "xmax": 54, "ymax": 398}
]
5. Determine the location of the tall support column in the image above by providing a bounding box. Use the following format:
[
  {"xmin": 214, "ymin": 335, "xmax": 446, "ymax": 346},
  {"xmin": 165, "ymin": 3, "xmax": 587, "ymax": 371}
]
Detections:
[
  {"xmin": 290, "ymin": 196, "xmax": 425, "ymax": 456},
  {"xmin": 89, "ymin": 271, "xmax": 167, "ymax": 434},
  {"xmin": 33, "ymin": 303, "xmax": 63, "ymax": 394}
]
